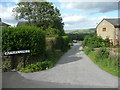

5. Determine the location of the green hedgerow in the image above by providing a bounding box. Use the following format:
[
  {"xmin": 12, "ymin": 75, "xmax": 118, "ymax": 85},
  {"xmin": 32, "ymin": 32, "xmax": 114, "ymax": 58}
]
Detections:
[
  {"xmin": 82, "ymin": 34, "xmax": 110, "ymax": 48},
  {"xmin": 2, "ymin": 26, "xmax": 46, "ymax": 56}
]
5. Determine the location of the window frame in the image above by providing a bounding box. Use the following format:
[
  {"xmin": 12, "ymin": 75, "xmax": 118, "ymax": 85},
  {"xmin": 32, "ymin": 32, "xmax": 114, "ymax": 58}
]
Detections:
[{"xmin": 102, "ymin": 28, "xmax": 106, "ymax": 31}]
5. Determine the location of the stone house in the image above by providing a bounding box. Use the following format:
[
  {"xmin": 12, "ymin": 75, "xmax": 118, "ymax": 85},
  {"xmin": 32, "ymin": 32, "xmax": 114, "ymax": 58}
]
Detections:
[{"xmin": 96, "ymin": 18, "xmax": 120, "ymax": 45}]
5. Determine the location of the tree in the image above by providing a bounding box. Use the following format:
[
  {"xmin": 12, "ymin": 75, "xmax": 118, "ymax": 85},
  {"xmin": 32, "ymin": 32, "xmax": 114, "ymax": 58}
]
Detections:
[
  {"xmin": 45, "ymin": 26, "xmax": 60, "ymax": 36},
  {"xmin": 13, "ymin": 1, "xmax": 64, "ymax": 35}
]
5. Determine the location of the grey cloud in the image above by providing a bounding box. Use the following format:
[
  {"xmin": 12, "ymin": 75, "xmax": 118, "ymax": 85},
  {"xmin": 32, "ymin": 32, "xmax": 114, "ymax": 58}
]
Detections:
[
  {"xmin": 64, "ymin": 18, "xmax": 97, "ymax": 30},
  {"xmin": 61, "ymin": 2, "xmax": 118, "ymax": 13},
  {"xmin": 63, "ymin": 15, "xmax": 108, "ymax": 30}
]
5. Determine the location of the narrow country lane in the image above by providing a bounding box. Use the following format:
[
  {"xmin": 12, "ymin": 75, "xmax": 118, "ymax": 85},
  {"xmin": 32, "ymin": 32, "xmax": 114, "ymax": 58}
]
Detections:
[{"xmin": 3, "ymin": 44, "xmax": 118, "ymax": 88}]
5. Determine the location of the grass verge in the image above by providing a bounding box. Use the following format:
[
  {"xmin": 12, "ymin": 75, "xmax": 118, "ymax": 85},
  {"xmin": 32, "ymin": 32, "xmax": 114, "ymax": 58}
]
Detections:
[
  {"xmin": 83, "ymin": 47, "xmax": 119, "ymax": 77},
  {"xmin": 114, "ymin": 49, "xmax": 120, "ymax": 53}
]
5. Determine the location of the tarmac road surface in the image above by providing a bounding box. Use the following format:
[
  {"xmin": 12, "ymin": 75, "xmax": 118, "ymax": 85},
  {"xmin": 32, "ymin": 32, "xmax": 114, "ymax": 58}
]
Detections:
[{"xmin": 3, "ymin": 44, "xmax": 118, "ymax": 88}]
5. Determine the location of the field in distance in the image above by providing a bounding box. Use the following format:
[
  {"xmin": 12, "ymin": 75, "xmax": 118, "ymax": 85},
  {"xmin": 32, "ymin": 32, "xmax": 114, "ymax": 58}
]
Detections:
[{"xmin": 65, "ymin": 28, "xmax": 95, "ymax": 34}]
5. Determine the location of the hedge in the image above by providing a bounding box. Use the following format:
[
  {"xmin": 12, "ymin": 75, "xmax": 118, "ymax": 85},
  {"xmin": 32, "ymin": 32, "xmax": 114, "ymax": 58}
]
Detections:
[
  {"xmin": 67, "ymin": 34, "xmax": 88, "ymax": 41},
  {"xmin": 61, "ymin": 36, "xmax": 70, "ymax": 51},
  {"xmin": 46, "ymin": 37, "xmax": 56, "ymax": 52},
  {"xmin": 2, "ymin": 26, "xmax": 70, "ymax": 72},
  {"xmin": 46, "ymin": 36, "xmax": 70, "ymax": 53},
  {"xmin": 82, "ymin": 34, "xmax": 110, "ymax": 48},
  {"xmin": 2, "ymin": 26, "xmax": 46, "ymax": 56},
  {"xmin": 55, "ymin": 36, "xmax": 70, "ymax": 52}
]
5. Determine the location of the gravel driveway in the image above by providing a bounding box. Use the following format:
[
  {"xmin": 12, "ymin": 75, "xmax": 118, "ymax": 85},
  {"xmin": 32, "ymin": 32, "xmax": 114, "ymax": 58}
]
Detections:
[{"xmin": 18, "ymin": 44, "xmax": 118, "ymax": 88}]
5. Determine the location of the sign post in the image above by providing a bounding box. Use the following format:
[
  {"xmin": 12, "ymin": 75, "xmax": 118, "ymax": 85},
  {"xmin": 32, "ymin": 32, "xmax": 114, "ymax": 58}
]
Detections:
[
  {"xmin": 4, "ymin": 50, "xmax": 30, "ymax": 69},
  {"xmin": 4, "ymin": 50, "xmax": 30, "ymax": 56}
]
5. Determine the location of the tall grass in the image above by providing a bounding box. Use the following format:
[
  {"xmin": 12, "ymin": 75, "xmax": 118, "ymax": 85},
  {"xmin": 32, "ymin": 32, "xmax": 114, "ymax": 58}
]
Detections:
[{"xmin": 83, "ymin": 47, "xmax": 119, "ymax": 77}]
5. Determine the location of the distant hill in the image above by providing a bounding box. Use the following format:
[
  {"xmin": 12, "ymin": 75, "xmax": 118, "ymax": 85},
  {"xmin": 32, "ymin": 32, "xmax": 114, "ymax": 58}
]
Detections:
[{"xmin": 65, "ymin": 28, "xmax": 96, "ymax": 34}]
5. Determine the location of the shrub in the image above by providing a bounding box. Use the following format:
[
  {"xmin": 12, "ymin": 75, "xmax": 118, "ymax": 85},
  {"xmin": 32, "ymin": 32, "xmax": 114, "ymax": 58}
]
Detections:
[
  {"xmin": 94, "ymin": 47, "xmax": 109, "ymax": 60},
  {"xmin": 19, "ymin": 61, "xmax": 48, "ymax": 72},
  {"xmin": 19, "ymin": 50, "xmax": 64, "ymax": 72},
  {"xmin": 2, "ymin": 26, "xmax": 46, "ymax": 56},
  {"xmin": 82, "ymin": 34, "xmax": 110, "ymax": 48},
  {"xmin": 103, "ymin": 38, "xmax": 110, "ymax": 47},
  {"xmin": 109, "ymin": 55, "xmax": 118, "ymax": 67},
  {"xmin": 84, "ymin": 47, "xmax": 94, "ymax": 55}
]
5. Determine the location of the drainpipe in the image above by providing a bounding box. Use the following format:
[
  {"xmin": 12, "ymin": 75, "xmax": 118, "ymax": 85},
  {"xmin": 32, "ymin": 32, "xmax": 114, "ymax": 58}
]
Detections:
[
  {"xmin": 113, "ymin": 28, "xmax": 115, "ymax": 46},
  {"xmin": 114, "ymin": 27, "xmax": 117, "ymax": 46}
]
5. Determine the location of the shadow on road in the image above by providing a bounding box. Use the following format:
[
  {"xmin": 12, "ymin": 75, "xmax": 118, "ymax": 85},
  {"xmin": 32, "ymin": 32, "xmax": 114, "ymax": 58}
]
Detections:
[
  {"xmin": 3, "ymin": 72, "xmax": 116, "ymax": 88},
  {"xmin": 58, "ymin": 57, "xmax": 82, "ymax": 64},
  {"xmin": 3, "ymin": 72, "xmax": 72, "ymax": 88},
  {"xmin": 3, "ymin": 72, "xmax": 104, "ymax": 88},
  {"xmin": 3, "ymin": 72, "xmax": 38, "ymax": 88},
  {"xmin": 58, "ymin": 45, "xmax": 82, "ymax": 65},
  {"xmin": 3, "ymin": 72, "xmax": 65, "ymax": 88},
  {"xmin": 2, "ymin": 44, "xmax": 119, "ymax": 89}
]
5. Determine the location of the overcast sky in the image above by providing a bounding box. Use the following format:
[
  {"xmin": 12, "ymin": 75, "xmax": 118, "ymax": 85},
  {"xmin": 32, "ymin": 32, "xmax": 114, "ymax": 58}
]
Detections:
[{"xmin": 0, "ymin": 0, "xmax": 118, "ymax": 30}]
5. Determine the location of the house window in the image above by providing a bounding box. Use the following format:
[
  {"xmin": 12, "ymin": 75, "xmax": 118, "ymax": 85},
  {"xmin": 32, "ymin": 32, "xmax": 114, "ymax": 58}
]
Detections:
[{"xmin": 102, "ymin": 28, "xmax": 106, "ymax": 31}]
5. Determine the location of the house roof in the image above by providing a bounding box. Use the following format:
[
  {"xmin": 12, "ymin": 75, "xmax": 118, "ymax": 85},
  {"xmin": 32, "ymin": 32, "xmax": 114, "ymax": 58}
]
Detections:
[
  {"xmin": 104, "ymin": 18, "xmax": 120, "ymax": 26},
  {"xmin": 0, "ymin": 22, "xmax": 11, "ymax": 26},
  {"xmin": 0, "ymin": 18, "xmax": 10, "ymax": 26}
]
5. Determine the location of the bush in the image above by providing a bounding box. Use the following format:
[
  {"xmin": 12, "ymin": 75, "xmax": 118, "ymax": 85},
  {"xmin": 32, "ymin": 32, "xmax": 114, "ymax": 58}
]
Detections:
[
  {"xmin": 2, "ymin": 26, "xmax": 46, "ymax": 56},
  {"xmin": 19, "ymin": 50, "xmax": 64, "ymax": 72},
  {"xmin": 109, "ymin": 55, "xmax": 118, "ymax": 66},
  {"xmin": 94, "ymin": 47, "xmax": 109, "ymax": 60},
  {"xmin": 82, "ymin": 34, "xmax": 110, "ymax": 48},
  {"xmin": 20, "ymin": 61, "xmax": 49, "ymax": 72},
  {"xmin": 84, "ymin": 47, "xmax": 94, "ymax": 55}
]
